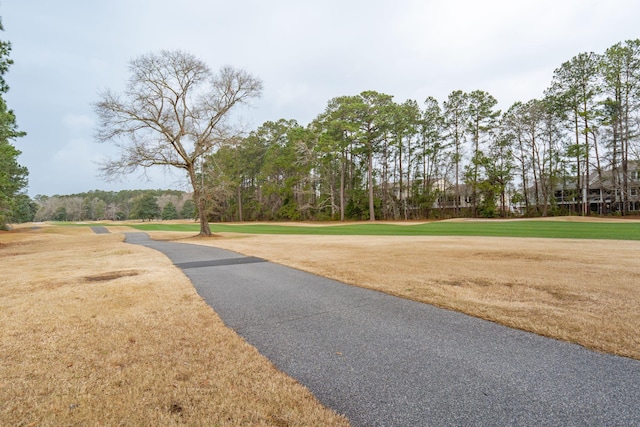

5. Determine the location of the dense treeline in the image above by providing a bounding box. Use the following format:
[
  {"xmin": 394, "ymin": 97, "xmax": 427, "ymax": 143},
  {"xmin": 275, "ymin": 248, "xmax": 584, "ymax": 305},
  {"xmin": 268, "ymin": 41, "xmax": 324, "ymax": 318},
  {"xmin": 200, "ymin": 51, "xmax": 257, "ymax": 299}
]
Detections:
[
  {"xmin": 34, "ymin": 190, "xmax": 195, "ymax": 222},
  {"xmin": 204, "ymin": 39, "xmax": 640, "ymax": 221},
  {"xmin": 14, "ymin": 39, "xmax": 640, "ymax": 224},
  {"xmin": 0, "ymin": 17, "xmax": 28, "ymax": 228}
]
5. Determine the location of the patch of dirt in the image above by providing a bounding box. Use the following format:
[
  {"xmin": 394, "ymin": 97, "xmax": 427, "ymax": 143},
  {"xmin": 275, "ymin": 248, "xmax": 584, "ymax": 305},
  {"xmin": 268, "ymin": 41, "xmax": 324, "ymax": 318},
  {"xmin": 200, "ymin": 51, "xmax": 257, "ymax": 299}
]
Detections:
[
  {"xmin": 470, "ymin": 251, "xmax": 568, "ymax": 262},
  {"xmin": 84, "ymin": 270, "xmax": 143, "ymax": 282}
]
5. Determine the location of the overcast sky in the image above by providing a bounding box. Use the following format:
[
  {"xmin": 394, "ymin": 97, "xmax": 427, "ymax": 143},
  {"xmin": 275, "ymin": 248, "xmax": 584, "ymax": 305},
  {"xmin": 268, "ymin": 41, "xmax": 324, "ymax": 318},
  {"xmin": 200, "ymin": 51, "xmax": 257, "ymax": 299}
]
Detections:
[{"xmin": 3, "ymin": 0, "xmax": 640, "ymax": 196}]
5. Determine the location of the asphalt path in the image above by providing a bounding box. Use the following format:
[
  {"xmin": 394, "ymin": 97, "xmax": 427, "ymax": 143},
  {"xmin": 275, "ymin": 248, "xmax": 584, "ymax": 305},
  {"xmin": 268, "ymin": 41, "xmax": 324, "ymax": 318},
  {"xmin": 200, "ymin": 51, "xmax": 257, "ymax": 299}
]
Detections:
[
  {"xmin": 90, "ymin": 226, "xmax": 110, "ymax": 234},
  {"xmin": 124, "ymin": 232, "xmax": 640, "ymax": 426}
]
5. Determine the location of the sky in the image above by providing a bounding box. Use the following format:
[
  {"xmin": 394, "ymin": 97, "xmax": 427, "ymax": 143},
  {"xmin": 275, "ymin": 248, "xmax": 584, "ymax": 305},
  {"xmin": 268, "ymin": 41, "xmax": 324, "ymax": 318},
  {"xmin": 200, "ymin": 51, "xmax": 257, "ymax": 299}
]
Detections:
[{"xmin": 3, "ymin": 0, "xmax": 640, "ymax": 197}]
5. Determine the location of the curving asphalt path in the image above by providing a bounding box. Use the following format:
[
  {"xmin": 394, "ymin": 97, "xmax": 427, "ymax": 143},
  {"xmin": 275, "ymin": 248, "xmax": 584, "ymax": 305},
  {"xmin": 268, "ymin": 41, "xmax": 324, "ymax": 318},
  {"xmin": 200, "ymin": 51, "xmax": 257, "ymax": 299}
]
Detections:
[{"xmin": 124, "ymin": 232, "xmax": 640, "ymax": 426}]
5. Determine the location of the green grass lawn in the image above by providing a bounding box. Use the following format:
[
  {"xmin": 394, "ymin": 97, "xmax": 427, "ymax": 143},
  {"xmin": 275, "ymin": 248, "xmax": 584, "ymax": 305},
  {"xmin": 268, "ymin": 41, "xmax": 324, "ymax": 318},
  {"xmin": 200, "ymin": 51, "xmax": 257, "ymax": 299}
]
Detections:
[{"xmin": 126, "ymin": 220, "xmax": 640, "ymax": 240}]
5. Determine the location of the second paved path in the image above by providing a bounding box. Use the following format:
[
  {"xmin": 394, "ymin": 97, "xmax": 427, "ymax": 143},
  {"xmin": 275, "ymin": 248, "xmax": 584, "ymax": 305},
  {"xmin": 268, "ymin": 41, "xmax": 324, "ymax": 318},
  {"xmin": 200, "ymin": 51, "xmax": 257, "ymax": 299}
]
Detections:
[{"xmin": 125, "ymin": 232, "xmax": 640, "ymax": 426}]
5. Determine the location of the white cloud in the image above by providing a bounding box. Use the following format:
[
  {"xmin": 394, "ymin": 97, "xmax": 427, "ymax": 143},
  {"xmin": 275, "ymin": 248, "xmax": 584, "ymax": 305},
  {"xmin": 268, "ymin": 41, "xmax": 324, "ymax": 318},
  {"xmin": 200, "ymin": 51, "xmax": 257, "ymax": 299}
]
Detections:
[
  {"xmin": 53, "ymin": 138, "xmax": 101, "ymax": 170},
  {"xmin": 62, "ymin": 114, "xmax": 95, "ymax": 135}
]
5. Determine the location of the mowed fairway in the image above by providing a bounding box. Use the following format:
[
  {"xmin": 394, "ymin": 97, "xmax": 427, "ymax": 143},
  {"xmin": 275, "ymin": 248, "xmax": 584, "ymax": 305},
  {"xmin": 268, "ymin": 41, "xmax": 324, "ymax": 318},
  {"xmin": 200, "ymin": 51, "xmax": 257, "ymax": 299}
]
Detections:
[
  {"xmin": 131, "ymin": 217, "xmax": 640, "ymax": 240},
  {"xmin": 0, "ymin": 225, "xmax": 349, "ymax": 426},
  {"xmin": 150, "ymin": 218, "xmax": 640, "ymax": 361}
]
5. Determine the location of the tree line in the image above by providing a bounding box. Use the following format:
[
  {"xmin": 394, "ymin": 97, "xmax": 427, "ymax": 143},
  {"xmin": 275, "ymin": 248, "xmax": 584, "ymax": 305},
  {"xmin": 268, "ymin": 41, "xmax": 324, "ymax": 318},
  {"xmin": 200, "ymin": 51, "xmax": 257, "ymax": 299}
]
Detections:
[
  {"xmin": 23, "ymin": 40, "xmax": 640, "ymax": 228},
  {"xmin": 33, "ymin": 190, "xmax": 196, "ymax": 222},
  {"xmin": 203, "ymin": 39, "xmax": 640, "ymax": 221}
]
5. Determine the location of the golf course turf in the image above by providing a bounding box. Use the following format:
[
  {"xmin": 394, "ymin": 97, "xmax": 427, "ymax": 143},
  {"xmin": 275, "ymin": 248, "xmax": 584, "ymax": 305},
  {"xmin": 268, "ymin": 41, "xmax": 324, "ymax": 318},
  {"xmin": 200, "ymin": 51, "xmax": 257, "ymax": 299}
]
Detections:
[{"xmin": 125, "ymin": 220, "xmax": 640, "ymax": 240}]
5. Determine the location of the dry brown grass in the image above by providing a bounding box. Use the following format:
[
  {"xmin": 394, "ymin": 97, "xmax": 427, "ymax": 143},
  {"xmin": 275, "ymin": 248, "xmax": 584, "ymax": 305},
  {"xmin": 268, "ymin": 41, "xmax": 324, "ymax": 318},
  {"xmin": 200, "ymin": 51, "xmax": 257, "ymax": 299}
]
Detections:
[
  {"xmin": 0, "ymin": 225, "xmax": 349, "ymax": 426},
  {"xmin": 5, "ymin": 221, "xmax": 637, "ymax": 425},
  {"xmin": 170, "ymin": 231, "xmax": 640, "ymax": 361}
]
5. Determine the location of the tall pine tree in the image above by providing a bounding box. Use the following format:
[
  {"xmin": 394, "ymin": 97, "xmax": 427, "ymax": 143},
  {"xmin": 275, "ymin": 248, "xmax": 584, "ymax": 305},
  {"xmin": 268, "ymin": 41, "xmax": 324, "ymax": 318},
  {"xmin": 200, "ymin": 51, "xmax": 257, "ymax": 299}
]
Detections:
[{"xmin": 0, "ymin": 17, "xmax": 28, "ymax": 229}]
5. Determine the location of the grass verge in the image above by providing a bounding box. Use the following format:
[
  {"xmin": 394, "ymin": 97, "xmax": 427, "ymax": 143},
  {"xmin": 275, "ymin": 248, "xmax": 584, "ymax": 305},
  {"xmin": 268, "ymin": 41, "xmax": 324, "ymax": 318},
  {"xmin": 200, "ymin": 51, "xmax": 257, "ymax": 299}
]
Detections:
[{"xmin": 0, "ymin": 225, "xmax": 349, "ymax": 426}]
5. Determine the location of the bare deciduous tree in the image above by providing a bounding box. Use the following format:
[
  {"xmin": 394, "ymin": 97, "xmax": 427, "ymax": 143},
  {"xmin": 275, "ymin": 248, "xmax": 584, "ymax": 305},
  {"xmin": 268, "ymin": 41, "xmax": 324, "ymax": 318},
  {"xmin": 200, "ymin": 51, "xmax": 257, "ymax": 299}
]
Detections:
[{"xmin": 94, "ymin": 50, "xmax": 262, "ymax": 235}]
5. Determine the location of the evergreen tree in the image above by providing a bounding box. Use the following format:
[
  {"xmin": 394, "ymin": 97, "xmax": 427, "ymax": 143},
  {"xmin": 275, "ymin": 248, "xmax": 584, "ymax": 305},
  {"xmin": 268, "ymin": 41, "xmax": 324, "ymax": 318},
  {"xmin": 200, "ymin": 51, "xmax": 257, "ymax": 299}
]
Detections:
[
  {"xmin": 312, "ymin": 95, "xmax": 361, "ymax": 221},
  {"xmin": 131, "ymin": 194, "xmax": 160, "ymax": 221},
  {"xmin": 53, "ymin": 207, "xmax": 68, "ymax": 222},
  {"xmin": 417, "ymin": 97, "xmax": 446, "ymax": 218},
  {"xmin": 161, "ymin": 201, "xmax": 178, "ymax": 220},
  {"xmin": 465, "ymin": 90, "xmax": 500, "ymax": 216},
  {"xmin": 180, "ymin": 199, "xmax": 197, "ymax": 220},
  {"xmin": 10, "ymin": 194, "xmax": 37, "ymax": 223},
  {"xmin": 443, "ymin": 90, "xmax": 470, "ymax": 216},
  {"xmin": 0, "ymin": 17, "xmax": 27, "ymax": 229}
]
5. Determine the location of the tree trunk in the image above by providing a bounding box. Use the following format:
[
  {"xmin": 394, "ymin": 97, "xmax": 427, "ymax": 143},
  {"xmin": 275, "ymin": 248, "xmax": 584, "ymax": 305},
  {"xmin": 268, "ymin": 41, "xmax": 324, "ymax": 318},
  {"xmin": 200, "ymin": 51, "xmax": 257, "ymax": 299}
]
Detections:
[
  {"xmin": 622, "ymin": 85, "xmax": 631, "ymax": 216},
  {"xmin": 398, "ymin": 136, "xmax": 405, "ymax": 220},
  {"xmin": 472, "ymin": 122, "xmax": 479, "ymax": 217},
  {"xmin": 583, "ymin": 101, "xmax": 590, "ymax": 216},
  {"xmin": 340, "ymin": 148, "xmax": 346, "ymax": 221},
  {"xmin": 196, "ymin": 190, "xmax": 212, "ymax": 235},
  {"xmin": 188, "ymin": 164, "xmax": 212, "ymax": 236},
  {"xmin": 613, "ymin": 115, "xmax": 620, "ymax": 213},
  {"xmin": 573, "ymin": 113, "xmax": 584, "ymax": 216},
  {"xmin": 518, "ymin": 136, "xmax": 530, "ymax": 215},
  {"xmin": 368, "ymin": 149, "xmax": 375, "ymax": 221},
  {"xmin": 592, "ymin": 130, "xmax": 603, "ymax": 214},
  {"xmin": 237, "ymin": 185, "xmax": 243, "ymax": 222},
  {"xmin": 531, "ymin": 133, "xmax": 540, "ymax": 215},
  {"xmin": 455, "ymin": 145, "xmax": 460, "ymax": 217}
]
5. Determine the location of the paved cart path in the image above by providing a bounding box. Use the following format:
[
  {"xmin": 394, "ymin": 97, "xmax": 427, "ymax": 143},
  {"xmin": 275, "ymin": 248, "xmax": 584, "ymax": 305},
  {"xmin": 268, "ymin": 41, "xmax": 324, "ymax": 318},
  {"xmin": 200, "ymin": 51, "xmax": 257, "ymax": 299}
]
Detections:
[
  {"xmin": 90, "ymin": 226, "xmax": 110, "ymax": 234},
  {"xmin": 125, "ymin": 232, "xmax": 640, "ymax": 427}
]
